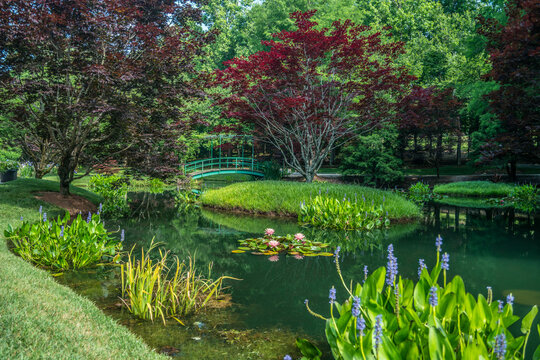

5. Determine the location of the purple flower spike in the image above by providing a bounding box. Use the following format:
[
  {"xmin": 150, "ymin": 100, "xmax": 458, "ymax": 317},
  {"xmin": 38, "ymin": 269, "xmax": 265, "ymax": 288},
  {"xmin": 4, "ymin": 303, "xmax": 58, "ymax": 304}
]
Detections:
[
  {"xmin": 506, "ymin": 293, "xmax": 514, "ymax": 306},
  {"xmin": 352, "ymin": 296, "xmax": 361, "ymax": 317},
  {"xmin": 60, "ymin": 226, "xmax": 64, "ymax": 238},
  {"xmin": 284, "ymin": 356, "xmax": 292, "ymax": 360},
  {"xmin": 333, "ymin": 246, "xmax": 341, "ymax": 263},
  {"xmin": 363, "ymin": 265, "xmax": 368, "ymax": 283},
  {"xmin": 498, "ymin": 300, "xmax": 504, "ymax": 313},
  {"xmin": 385, "ymin": 244, "xmax": 398, "ymax": 287},
  {"xmin": 20, "ymin": 216, "xmax": 23, "ymax": 221},
  {"xmin": 441, "ymin": 253, "xmax": 449, "ymax": 271},
  {"xmin": 357, "ymin": 315, "xmax": 366, "ymax": 336},
  {"xmin": 435, "ymin": 235, "xmax": 443, "ymax": 252},
  {"xmin": 494, "ymin": 333, "xmax": 506, "ymax": 360},
  {"xmin": 39, "ymin": 206, "xmax": 42, "ymax": 215},
  {"xmin": 43, "ymin": 212, "xmax": 47, "ymax": 222},
  {"xmin": 373, "ymin": 315, "xmax": 383, "ymax": 351},
  {"xmin": 429, "ymin": 287, "xmax": 438, "ymax": 307},
  {"xmin": 86, "ymin": 212, "xmax": 92, "ymax": 223},
  {"xmin": 418, "ymin": 259, "xmax": 427, "ymax": 278},
  {"xmin": 120, "ymin": 229, "xmax": 125, "ymax": 242},
  {"xmin": 329, "ymin": 286, "xmax": 336, "ymax": 305}
]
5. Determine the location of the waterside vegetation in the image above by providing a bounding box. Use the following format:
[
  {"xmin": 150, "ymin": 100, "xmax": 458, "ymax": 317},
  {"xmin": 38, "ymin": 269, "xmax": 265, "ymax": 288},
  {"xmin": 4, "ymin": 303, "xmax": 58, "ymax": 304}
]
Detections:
[{"xmin": 200, "ymin": 181, "xmax": 420, "ymax": 220}]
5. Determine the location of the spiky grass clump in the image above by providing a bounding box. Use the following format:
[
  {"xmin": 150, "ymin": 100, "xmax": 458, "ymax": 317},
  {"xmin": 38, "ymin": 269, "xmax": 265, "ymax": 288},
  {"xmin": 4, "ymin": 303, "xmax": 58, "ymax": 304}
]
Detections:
[{"xmin": 121, "ymin": 241, "xmax": 236, "ymax": 325}]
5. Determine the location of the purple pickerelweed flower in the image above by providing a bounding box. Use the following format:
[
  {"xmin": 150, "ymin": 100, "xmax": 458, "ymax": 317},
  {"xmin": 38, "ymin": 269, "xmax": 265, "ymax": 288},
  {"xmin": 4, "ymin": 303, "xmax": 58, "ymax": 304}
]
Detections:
[
  {"xmin": 98, "ymin": 203, "xmax": 103, "ymax": 214},
  {"xmin": 363, "ymin": 265, "xmax": 368, "ymax": 283},
  {"xmin": 334, "ymin": 246, "xmax": 341, "ymax": 263},
  {"xmin": 506, "ymin": 293, "xmax": 514, "ymax": 306},
  {"xmin": 373, "ymin": 314, "xmax": 383, "ymax": 351},
  {"xmin": 283, "ymin": 356, "xmax": 292, "ymax": 360},
  {"xmin": 418, "ymin": 259, "xmax": 427, "ymax": 278},
  {"xmin": 86, "ymin": 212, "xmax": 92, "ymax": 223},
  {"xmin": 385, "ymin": 244, "xmax": 398, "ymax": 287},
  {"xmin": 329, "ymin": 286, "xmax": 336, "ymax": 305},
  {"xmin": 441, "ymin": 253, "xmax": 450, "ymax": 271},
  {"xmin": 351, "ymin": 296, "xmax": 361, "ymax": 317},
  {"xmin": 435, "ymin": 235, "xmax": 443, "ymax": 252},
  {"xmin": 429, "ymin": 287, "xmax": 438, "ymax": 307},
  {"xmin": 498, "ymin": 300, "xmax": 504, "ymax": 313},
  {"xmin": 120, "ymin": 229, "xmax": 125, "ymax": 242},
  {"xmin": 304, "ymin": 299, "xmax": 308, "ymax": 305},
  {"xmin": 20, "ymin": 216, "xmax": 23, "ymax": 221},
  {"xmin": 494, "ymin": 333, "xmax": 507, "ymax": 360},
  {"xmin": 60, "ymin": 226, "xmax": 64, "ymax": 238},
  {"xmin": 343, "ymin": 194, "xmax": 346, "ymax": 202},
  {"xmin": 357, "ymin": 315, "xmax": 366, "ymax": 336},
  {"xmin": 39, "ymin": 206, "xmax": 43, "ymax": 215},
  {"xmin": 43, "ymin": 212, "xmax": 47, "ymax": 222}
]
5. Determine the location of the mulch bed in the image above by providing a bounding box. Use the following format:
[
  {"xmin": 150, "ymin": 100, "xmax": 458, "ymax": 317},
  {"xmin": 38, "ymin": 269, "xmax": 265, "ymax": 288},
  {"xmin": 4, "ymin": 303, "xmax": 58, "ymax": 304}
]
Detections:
[{"xmin": 33, "ymin": 192, "xmax": 97, "ymax": 215}]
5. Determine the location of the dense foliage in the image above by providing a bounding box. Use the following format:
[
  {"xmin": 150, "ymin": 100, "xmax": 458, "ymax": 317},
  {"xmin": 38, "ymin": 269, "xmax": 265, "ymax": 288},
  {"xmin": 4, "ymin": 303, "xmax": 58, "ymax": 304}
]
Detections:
[
  {"xmin": 216, "ymin": 11, "xmax": 414, "ymax": 182},
  {"xmin": 304, "ymin": 241, "xmax": 540, "ymax": 359},
  {"xmin": 89, "ymin": 175, "xmax": 130, "ymax": 218},
  {"xmin": 299, "ymin": 195, "xmax": 390, "ymax": 231},
  {"xmin": 5, "ymin": 212, "xmax": 121, "ymax": 270}
]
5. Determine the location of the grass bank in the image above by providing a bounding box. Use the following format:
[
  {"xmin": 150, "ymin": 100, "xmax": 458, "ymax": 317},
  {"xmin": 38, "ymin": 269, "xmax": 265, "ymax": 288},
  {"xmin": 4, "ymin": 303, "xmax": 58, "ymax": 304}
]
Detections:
[
  {"xmin": 0, "ymin": 178, "xmax": 164, "ymax": 359},
  {"xmin": 200, "ymin": 181, "xmax": 420, "ymax": 220},
  {"xmin": 433, "ymin": 181, "xmax": 515, "ymax": 197}
]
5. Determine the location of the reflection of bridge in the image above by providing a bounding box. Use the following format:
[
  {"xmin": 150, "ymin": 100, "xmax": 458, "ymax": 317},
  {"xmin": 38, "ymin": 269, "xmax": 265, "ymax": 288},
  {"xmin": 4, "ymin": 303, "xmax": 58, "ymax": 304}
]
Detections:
[{"xmin": 184, "ymin": 157, "xmax": 265, "ymax": 179}]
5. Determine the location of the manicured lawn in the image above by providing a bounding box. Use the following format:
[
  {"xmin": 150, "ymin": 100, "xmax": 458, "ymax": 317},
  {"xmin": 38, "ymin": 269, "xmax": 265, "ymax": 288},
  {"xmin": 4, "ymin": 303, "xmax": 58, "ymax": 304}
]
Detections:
[
  {"xmin": 200, "ymin": 180, "xmax": 420, "ymax": 220},
  {"xmin": 0, "ymin": 179, "xmax": 165, "ymax": 359},
  {"xmin": 433, "ymin": 181, "xmax": 515, "ymax": 197}
]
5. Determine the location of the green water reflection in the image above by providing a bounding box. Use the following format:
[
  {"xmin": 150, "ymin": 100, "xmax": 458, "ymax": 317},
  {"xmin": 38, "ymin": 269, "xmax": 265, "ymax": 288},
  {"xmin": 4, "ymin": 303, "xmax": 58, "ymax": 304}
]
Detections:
[{"xmin": 58, "ymin": 202, "xmax": 539, "ymax": 359}]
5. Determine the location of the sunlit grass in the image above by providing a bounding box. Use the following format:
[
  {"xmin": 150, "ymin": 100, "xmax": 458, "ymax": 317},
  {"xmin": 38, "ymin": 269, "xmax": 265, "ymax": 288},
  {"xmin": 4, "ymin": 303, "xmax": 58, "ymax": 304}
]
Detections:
[
  {"xmin": 200, "ymin": 181, "xmax": 420, "ymax": 220},
  {"xmin": 433, "ymin": 181, "xmax": 515, "ymax": 197}
]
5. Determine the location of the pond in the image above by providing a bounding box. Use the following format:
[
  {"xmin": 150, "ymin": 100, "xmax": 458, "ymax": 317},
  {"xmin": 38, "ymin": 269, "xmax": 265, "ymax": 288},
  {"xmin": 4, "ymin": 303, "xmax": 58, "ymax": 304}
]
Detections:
[{"xmin": 57, "ymin": 197, "xmax": 540, "ymax": 359}]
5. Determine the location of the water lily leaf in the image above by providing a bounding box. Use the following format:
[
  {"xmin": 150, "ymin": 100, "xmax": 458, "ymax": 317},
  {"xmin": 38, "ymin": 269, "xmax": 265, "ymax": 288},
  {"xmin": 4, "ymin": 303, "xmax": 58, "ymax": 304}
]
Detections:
[
  {"xmin": 238, "ymin": 247, "xmax": 251, "ymax": 251},
  {"xmin": 231, "ymin": 250, "xmax": 245, "ymax": 254},
  {"xmin": 304, "ymin": 253, "xmax": 318, "ymax": 257},
  {"xmin": 319, "ymin": 252, "xmax": 334, "ymax": 256}
]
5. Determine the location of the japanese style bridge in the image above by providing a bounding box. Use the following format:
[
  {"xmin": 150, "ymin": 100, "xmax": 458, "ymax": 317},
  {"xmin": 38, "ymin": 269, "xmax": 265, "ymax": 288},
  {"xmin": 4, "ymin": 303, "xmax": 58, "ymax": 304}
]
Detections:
[
  {"xmin": 184, "ymin": 156, "xmax": 266, "ymax": 179},
  {"xmin": 183, "ymin": 134, "xmax": 266, "ymax": 179}
]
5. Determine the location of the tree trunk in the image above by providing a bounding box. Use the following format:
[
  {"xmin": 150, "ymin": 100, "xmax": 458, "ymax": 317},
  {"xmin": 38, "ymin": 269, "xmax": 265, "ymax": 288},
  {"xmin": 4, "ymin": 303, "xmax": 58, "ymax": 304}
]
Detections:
[
  {"xmin": 304, "ymin": 171, "xmax": 314, "ymax": 183},
  {"xmin": 456, "ymin": 133, "xmax": 462, "ymax": 166},
  {"xmin": 57, "ymin": 154, "xmax": 76, "ymax": 195},
  {"xmin": 34, "ymin": 167, "xmax": 44, "ymax": 179},
  {"xmin": 507, "ymin": 159, "xmax": 517, "ymax": 181},
  {"xmin": 436, "ymin": 134, "xmax": 443, "ymax": 179}
]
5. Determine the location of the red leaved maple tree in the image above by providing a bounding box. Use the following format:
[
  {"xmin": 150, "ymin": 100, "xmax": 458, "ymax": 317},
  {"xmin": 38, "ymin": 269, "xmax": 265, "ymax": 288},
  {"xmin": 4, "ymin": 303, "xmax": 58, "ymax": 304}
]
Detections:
[
  {"xmin": 215, "ymin": 11, "xmax": 415, "ymax": 182},
  {"xmin": 0, "ymin": 0, "xmax": 213, "ymax": 194},
  {"xmin": 478, "ymin": 0, "xmax": 539, "ymax": 179}
]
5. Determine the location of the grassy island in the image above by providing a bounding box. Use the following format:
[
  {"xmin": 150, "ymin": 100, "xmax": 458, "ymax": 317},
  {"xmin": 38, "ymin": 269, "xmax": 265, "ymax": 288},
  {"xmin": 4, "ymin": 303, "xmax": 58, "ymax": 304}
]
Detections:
[{"xmin": 200, "ymin": 181, "xmax": 420, "ymax": 220}]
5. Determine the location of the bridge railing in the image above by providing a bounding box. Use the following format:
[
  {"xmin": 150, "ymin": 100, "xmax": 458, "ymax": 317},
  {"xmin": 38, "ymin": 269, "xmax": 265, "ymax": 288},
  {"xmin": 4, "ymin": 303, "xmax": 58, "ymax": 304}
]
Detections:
[{"xmin": 184, "ymin": 157, "xmax": 265, "ymax": 174}]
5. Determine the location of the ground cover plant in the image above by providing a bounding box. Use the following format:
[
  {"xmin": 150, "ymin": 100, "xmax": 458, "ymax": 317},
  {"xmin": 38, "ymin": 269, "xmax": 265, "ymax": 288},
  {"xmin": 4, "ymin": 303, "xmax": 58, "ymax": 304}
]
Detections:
[
  {"xmin": 121, "ymin": 241, "xmax": 235, "ymax": 325},
  {"xmin": 0, "ymin": 178, "xmax": 164, "ymax": 359},
  {"xmin": 433, "ymin": 181, "xmax": 515, "ymax": 197},
  {"xmin": 299, "ymin": 194, "xmax": 390, "ymax": 230},
  {"xmin": 200, "ymin": 181, "xmax": 420, "ymax": 220},
  {"xmin": 234, "ymin": 229, "xmax": 333, "ymax": 257},
  {"xmin": 508, "ymin": 184, "xmax": 539, "ymax": 214},
  {"xmin": 5, "ymin": 211, "xmax": 121, "ymax": 271},
  {"xmin": 301, "ymin": 238, "xmax": 540, "ymax": 360}
]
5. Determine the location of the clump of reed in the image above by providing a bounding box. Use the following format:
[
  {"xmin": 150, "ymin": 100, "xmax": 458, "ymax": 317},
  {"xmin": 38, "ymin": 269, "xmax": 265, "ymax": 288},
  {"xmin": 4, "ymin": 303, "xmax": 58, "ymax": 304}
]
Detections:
[{"xmin": 120, "ymin": 241, "xmax": 236, "ymax": 325}]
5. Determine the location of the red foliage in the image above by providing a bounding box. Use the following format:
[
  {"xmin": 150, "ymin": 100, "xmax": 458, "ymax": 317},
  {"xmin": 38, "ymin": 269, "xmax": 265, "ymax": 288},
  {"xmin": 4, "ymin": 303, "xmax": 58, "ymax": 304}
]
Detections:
[
  {"xmin": 214, "ymin": 11, "xmax": 415, "ymax": 181},
  {"xmin": 0, "ymin": 0, "xmax": 213, "ymax": 192},
  {"xmin": 478, "ymin": 0, "xmax": 540, "ymax": 178}
]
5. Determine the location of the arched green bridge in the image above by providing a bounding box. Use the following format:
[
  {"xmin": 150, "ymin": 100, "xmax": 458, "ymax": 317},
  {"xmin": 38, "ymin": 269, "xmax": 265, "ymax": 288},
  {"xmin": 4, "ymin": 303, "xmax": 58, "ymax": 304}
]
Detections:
[{"xmin": 184, "ymin": 157, "xmax": 266, "ymax": 179}]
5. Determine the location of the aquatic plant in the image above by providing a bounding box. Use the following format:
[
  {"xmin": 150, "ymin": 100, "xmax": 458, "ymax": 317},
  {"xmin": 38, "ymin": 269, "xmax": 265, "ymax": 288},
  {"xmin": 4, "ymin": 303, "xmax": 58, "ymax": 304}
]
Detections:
[
  {"xmin": 234, "ymin": 230, "xmax": 332, "ymax": 257},
  {"xmin": 406, "ymin": 181, "xmax": 434, "ymax": 205},
  {"xmin": 509, "ymin": 184, "xmax": 538, "ymax": 214},
  {"xmin": 5, "ymin": 212, "xmax": 121, "ymax": 270},
  {"xmin": 303, "ymin": 239, "xmax": 540, "ymax": 359},
  {"xmin": 121, "ymin": 241, "xmax": 236, "ymax": 325},
  {"xmin": 89, "ymin": 174, "xmax": 130, "ymax": 218},
  {"xmin": 299, "ymin": 195, "xmax": 390, "ymax": 231}
]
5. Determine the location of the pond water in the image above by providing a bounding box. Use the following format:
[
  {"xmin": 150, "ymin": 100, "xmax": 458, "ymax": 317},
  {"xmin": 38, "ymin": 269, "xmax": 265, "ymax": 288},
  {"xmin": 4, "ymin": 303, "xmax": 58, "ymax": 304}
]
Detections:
[{"xmin": 57, "ymin": 197, "xmax": 540, "ymax": 359}]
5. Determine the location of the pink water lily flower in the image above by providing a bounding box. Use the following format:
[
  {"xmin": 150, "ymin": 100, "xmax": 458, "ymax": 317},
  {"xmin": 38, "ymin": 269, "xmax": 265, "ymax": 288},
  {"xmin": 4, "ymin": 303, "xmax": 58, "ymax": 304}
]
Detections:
[
  {"xmin": 265, "ymin": 228, "xmax": 275, "ymax": 236},
  {"xmin": 294, "ymin": 233, "xmax": 305, "ymax": 241},
  {"xmin": 268, "ymin": 240, "xmax": 280, "ymax": 248}
]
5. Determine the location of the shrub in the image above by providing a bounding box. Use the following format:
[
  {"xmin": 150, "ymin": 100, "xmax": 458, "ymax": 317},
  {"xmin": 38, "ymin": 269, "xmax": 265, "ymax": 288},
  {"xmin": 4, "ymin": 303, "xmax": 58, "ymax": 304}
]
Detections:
[
  {"xmin": 509, "ymin": 184, "xmax": 539, "ymax": 214},
  {"xmin": 304, "ymin": 240, "xmax": 539, "ymax": 360},
  {"xmin": 407, "ymin": 182, "xmax": 433, "ymax": 205},
  {"xmin": 89, "ymin": 174, "xmax": 130, "ymax": 218},
  {"xmin": 0, "ymin": 148, "xmax": 19, "ymax": 172},
  {"xmin": 299, "ymin": 194, "xmax": 390, "ymax": 231},
  {"xmin": 262, "ymin": 160, "xmax": 282, "ymax": 180},
  {"xmin": 4, "ymin": 211, "xmax": 122, "ymax": 270},
  {"xmin": 121, "ymin": 241, "xmax": 236, "ymax": 325}
]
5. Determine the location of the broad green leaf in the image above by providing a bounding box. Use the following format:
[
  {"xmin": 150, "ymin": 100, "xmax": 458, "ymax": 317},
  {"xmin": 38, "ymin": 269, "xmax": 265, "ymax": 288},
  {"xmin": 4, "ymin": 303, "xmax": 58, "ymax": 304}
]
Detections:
[{"xmin": 521, "ymin": 305, "xmax": 538, "ymax": 334}]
